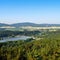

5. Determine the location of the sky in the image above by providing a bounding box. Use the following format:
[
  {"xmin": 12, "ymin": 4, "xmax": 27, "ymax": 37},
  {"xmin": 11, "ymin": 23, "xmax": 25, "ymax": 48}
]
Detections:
[{"xmin": 0, "ymin": 0, "xmax": 60, "ymax": 24}]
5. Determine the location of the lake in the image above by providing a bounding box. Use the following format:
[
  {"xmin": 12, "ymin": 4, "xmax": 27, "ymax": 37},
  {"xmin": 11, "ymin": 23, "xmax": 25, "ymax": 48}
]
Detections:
[{"xmin": 0, "ymin": 36, "xmax": 32, "ymax": 43}]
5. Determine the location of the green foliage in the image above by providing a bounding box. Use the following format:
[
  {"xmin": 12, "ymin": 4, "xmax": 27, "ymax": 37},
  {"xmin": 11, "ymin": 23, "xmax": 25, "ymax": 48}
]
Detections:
[{"xmin": 0, "ymin": 30, "xmax": 60, "ymax": 60}]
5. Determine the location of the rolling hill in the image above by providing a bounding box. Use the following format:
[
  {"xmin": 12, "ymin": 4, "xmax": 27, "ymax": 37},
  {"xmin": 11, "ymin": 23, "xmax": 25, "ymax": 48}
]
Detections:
[
  {"xmin": 0, "ymin": 22, "xmax": 60, "ymax": 27},
  {"xmin": 0, "ymin": 23, "xmax": 9, "ymax": 27},
  {"xmin": 11, "ymin": 22, "xmax": 60, "ymax": 27}
]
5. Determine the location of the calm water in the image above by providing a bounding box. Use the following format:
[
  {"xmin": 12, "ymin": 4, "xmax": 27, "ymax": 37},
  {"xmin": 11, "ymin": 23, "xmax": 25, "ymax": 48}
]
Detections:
[{"xmin": 0, "ymin": 36, "xmax": 31, "ymax": 43}]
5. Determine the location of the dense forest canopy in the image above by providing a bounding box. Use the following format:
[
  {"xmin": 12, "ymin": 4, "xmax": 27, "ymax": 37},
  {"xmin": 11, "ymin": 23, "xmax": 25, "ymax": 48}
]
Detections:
[
  {"xmin": 0, "ymin": 30, "xmax": 41, "ymax": 38},
  {"xmin": 0, "ymin": 30, "xmax": 60, "ymax": 60}
]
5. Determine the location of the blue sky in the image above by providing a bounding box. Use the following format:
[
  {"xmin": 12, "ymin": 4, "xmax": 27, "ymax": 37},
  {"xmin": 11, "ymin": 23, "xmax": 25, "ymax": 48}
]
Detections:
[{"xmin": 0, "ymin": 0, "xmax": 60, "ymax": 24}]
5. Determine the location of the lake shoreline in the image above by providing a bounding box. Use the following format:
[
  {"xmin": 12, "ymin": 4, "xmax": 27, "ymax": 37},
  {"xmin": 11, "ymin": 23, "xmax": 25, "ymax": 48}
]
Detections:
[{"xmin": 0, "ymin": 36, "xmax": 32, "ymax": 43}]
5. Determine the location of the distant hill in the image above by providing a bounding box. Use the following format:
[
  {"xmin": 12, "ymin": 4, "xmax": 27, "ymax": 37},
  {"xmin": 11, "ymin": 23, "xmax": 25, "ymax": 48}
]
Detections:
[
  {"xmin": 0, "ymin": 22, "xmax": 60, "ymax": 27},
  {"xmin": 0, "ymin": 23, "xmax": 15, "ymax": 29},
  {"xmin": 0, "ymin": 23, "xmax": 9, "ymax": 27},
  {"xmin": 11, "ymin": 22, "xmax": 40, "ymax": 27},
  {"xmin": 11, "ymin": 22, "xmax": 60, "ymax": 27}
]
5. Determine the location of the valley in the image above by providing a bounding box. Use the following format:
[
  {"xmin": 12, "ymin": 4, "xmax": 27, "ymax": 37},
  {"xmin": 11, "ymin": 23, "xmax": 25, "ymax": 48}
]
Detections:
[{"xmin": 0, "ymin": 23, "xmax": 60, "ymax": 60}]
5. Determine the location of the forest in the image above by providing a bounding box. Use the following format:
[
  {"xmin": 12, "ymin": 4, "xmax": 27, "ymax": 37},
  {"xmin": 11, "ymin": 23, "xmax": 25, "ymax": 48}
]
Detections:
[
  {"xmin": 0, "ymin": 30, "xmax": 60, "ymax": 60},
  {"xmin": 0, "ymin": 30, "xmax": 41, "ymax": 38}
]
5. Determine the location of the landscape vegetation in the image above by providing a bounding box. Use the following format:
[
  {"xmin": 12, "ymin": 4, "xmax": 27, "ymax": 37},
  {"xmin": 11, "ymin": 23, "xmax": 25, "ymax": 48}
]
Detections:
[
  {"xmin": 0, "ymin": 0, "xmax": 60, "ymax": 60},
  {"xmin": 0, "ymin": 22, "xmax": 60, "ymax": 60}
]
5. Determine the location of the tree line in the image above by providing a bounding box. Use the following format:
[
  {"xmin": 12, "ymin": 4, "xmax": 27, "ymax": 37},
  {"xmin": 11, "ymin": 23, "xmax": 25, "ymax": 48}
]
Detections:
[{"xmin": 0, "ymin": 30, "xmax": 60, "ymax": 60}]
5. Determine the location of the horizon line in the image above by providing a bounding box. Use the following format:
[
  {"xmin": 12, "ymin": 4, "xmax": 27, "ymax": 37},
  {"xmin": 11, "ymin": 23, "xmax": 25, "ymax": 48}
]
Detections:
[{"xmin": 0, "ymin": 22, "xmax": 60, "ymax": 25}]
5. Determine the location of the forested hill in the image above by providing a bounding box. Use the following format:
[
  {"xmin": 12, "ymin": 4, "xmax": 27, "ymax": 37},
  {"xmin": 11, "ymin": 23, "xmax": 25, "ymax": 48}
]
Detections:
[
  {"xmin": 11, "ymin": 22, "xmax": 60, "ymax": 27},
  {"xmin": 0, "ymin": 22, "xmax": 60, "ymax": 27},
  {"xmin": 0, "ymin": 23, "xmax": 9, "ymax": 27},
  {"xmin": 11, "ymin": 22, "xmax": 40, "ymax": 27}
]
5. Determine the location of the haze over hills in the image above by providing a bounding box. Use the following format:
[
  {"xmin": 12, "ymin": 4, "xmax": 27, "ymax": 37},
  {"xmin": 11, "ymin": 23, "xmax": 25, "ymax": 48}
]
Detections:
[
  {"xmin": 11, "ymin": 22, "xmax": 40, "ymax": 27},
  {"xmin": 0, "ymin": 22, "xmax": 60, "ymax": 27},
  {"xmin": 0, "ymin": 23, "xmax": 10, "ymax": 27}
]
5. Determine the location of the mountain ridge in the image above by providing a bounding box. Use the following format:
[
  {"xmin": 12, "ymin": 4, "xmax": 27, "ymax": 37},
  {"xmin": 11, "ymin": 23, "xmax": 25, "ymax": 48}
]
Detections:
[
  {"xmin": 0, "ymin": 23, "xmax": 10, "ymax": 27},
  {"xmin": 0, "ymin": 22, "xmax": 60, "ymax": 27}
]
